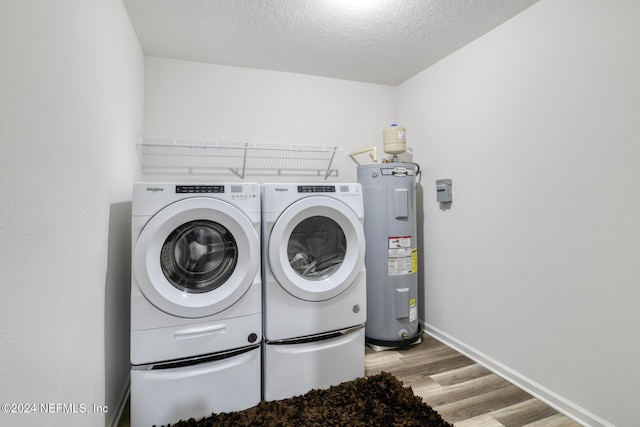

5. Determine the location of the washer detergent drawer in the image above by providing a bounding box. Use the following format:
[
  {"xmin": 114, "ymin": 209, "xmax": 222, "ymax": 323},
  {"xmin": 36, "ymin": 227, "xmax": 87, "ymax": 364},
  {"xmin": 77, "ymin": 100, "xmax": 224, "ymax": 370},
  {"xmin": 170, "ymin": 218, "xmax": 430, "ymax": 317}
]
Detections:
[
  {"xmin": 263, "ymin": 326, "xmax": 365, "ymax": 401},
  {"xmin": 131, "ymin": 345, "xmax": 260, "ymax": 427}
]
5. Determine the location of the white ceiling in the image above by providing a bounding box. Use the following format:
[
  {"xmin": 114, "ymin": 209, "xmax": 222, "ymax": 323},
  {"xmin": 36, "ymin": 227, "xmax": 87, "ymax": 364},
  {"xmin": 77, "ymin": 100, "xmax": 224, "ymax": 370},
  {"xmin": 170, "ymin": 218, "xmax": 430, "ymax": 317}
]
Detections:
[{"xmin": 123, "ymin": 0, "xmax": 539, "ymax": 86}]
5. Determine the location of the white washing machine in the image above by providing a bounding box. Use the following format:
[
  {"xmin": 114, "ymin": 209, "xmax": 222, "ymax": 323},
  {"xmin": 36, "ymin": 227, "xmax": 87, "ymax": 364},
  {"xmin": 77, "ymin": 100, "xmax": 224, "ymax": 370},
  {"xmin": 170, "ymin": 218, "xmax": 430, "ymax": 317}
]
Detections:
[
  {"xmin": 131, "ymin": 182, "xmax": 262, "ymax": 426},
  {"xmin": 261, "ymin": 183, "xmax": 367, "ymax": 401}
]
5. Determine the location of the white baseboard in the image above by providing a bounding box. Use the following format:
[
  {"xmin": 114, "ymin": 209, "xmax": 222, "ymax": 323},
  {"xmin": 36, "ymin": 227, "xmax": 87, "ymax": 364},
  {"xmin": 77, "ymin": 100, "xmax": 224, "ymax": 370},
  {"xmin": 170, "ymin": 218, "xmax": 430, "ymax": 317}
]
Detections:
[
  {"xmin": 421, "ymin": 322, "xmax": 613, "ymax": 427},
  {"xmin": 107, "ymin": 374, "xmax": 130, "ymax": 427}
]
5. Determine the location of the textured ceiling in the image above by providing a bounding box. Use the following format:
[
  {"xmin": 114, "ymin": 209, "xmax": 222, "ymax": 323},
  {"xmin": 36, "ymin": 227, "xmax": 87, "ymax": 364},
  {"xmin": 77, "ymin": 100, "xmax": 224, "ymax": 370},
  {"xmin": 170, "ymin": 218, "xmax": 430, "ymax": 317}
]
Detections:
[{"xmin": 123, "ymin": 0, "xmax": 539, "ymax": 86}]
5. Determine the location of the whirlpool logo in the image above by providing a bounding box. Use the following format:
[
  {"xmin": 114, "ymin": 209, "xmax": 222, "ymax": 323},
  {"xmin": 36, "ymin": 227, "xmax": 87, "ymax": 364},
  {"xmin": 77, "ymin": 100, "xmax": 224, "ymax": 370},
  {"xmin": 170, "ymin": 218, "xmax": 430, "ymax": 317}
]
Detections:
[
  {"xmin": 146, "ymin": 187, "xmax": 164, "ymax": 193},
  {"xmin": 274, "ymin": 188, "xmax": 289, "ymax": 193}
]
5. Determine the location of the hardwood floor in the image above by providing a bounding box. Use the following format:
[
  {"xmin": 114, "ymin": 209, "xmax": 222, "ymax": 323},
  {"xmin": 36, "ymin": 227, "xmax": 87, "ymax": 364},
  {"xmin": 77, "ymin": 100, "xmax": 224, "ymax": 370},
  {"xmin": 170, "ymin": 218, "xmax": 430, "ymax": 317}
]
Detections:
[
  {"xmin": 365, "ymin": 333, "xmax": 583, "ymax": 426},
  {"xmin": 117, "ymin": 333, "xmax": 583, "ymax": 427}
]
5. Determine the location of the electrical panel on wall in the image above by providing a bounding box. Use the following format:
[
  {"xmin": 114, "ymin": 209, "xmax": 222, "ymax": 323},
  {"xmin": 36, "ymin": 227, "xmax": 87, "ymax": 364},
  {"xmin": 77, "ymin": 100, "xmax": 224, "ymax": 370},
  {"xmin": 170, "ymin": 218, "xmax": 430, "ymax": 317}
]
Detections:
[{"xmin": 436, "ymin": 179, "xmax": 452, "ymax": 203}]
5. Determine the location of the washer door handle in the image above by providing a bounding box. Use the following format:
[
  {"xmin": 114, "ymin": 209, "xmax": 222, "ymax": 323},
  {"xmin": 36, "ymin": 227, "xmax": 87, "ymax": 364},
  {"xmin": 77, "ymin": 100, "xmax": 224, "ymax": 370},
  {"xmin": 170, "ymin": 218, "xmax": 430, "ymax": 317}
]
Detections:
[{"xmin": 174, "ymin": 324, "xmax": 226, "ymax": 340}]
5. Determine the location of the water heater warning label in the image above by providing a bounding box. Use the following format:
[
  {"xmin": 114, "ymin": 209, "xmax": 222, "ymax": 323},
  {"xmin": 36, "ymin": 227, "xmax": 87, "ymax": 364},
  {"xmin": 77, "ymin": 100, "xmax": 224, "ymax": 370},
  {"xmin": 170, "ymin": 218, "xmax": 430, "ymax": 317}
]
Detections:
[
  {"xmin": 409, "ymin": 298, "xmax": 418, "ymax": 322},
  {"xmin": 388, "ymin": 236, "xmax": 414, "ymax": 275},
  {"xmin": 412, "ymin": 248, "xmax": 418, "ymax": 273}
]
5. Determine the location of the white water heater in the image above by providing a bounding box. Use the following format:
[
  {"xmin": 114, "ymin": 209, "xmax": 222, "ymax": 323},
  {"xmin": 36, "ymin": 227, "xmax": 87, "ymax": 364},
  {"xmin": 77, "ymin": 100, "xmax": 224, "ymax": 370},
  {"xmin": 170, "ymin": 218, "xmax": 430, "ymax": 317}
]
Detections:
[{"xmin": 357, "ymin": 163, "xmax": 421, "ymax": 350}]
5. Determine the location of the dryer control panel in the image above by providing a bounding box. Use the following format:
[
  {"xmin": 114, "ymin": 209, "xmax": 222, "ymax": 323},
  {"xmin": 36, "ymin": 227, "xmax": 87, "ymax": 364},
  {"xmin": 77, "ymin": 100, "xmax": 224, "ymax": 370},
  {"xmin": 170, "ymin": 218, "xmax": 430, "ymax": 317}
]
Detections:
[
  {"xmin": 296, "ymin": 185, "xmax": 361, "ymax": 195},
  {"xmin": 297, "ymin": 185, "xmax": 335, "ymax": 193},
  {"xmin": 262, "ymin": 182, "xmax": 363, "ymax": 215}
]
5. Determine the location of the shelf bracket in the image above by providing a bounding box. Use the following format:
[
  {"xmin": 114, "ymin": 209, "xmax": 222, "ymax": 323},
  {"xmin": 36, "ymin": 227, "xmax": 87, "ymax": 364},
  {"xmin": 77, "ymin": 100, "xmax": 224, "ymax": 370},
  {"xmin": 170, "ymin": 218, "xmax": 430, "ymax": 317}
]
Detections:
[
  {"xmin": 241, "ymin": 143, "xmax": 248, "ymax": 179},
  {"xmin": 324, "ymin": 146, "xmax": 338, "ymax": 180}
]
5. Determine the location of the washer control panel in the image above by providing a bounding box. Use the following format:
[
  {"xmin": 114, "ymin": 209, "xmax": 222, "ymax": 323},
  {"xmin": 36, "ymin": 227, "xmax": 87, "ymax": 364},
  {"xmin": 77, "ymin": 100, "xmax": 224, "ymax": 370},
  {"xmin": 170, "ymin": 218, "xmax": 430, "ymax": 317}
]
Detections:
[{"xmin": 176, "ymin": 185, "xmax": 224, "ymax": 193}]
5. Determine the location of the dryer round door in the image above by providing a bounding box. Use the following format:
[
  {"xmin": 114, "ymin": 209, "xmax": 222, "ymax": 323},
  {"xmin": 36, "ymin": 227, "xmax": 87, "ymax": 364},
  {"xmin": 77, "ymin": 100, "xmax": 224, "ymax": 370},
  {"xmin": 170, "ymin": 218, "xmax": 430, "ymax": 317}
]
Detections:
[
  {"xmin": 268, "ymin": 196, "xmax": 365, "ymax": 302},
  {"xmin": 134, "ymin": 197, "xmax": 259, "ymax": 318}
]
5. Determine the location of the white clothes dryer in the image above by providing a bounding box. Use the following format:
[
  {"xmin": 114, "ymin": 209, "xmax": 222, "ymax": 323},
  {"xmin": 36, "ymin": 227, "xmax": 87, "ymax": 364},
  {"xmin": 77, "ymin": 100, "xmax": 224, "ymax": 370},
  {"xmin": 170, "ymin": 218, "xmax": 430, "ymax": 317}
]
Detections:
[
  {"xmin": 131, "ymin": 182, "xmax": 262, "ymax": 426},
  {"xmin": 261, "ymin": 183, "xmax": 367, "ymax": 401}
]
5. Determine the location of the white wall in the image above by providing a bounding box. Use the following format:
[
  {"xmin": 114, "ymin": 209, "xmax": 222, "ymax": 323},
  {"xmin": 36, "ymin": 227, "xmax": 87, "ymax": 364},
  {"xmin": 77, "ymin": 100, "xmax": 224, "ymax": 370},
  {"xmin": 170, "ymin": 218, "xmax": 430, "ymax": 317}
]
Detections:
[
  {"xmin": 143, "ymin": 57, "xmax": 397, "ymax": 183},
  {"xmin": 398, "ymin": 1, "xmax": 640, "ymax": 426},
  {"xmin": 0, "ymin": 1, "xmax": 143, "ymax": 426}
]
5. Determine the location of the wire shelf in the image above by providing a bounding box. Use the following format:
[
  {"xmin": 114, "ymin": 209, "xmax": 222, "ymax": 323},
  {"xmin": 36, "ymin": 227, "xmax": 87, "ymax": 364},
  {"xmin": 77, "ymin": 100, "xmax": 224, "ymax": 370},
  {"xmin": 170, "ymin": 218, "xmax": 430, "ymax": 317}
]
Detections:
[{"xmin": 137, "ymin": 138, "xmax": 341, "ymax": 179}]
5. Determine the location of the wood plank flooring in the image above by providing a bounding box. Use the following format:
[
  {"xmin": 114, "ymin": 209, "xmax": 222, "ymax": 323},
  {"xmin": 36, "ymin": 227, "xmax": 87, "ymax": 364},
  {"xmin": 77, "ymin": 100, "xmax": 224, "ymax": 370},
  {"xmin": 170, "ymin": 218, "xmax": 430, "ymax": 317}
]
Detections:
[
  {"xmin": 365, "ymin": 333, "xmax": 583, "ymax": 426},
  {"xmin": 117, "ymin": 333, "xmax": 583, "ymax": 426}
]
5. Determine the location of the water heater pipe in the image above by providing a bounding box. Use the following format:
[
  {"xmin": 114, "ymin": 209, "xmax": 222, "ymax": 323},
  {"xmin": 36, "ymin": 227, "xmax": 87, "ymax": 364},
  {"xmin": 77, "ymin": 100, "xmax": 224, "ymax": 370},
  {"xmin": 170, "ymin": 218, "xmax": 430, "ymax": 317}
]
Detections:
[{"xmin": 349, "ymin": 147, "xmax": 377, "ymax": 165}]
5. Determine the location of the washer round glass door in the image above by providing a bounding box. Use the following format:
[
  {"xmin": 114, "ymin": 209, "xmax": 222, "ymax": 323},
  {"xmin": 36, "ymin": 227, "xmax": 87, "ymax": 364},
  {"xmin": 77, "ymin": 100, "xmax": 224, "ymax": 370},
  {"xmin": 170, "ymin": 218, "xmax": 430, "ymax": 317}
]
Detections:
[
  {"xmin": 160, "ymin": 220, "xmax": 237, "ymax": 293},
  {"xmin": 268, "ymin": 196, "xmax": 365, "ymax": 302},
  {"xmin": 134, "ymin": 197, "xmax": 259, "ymax": 318}
]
